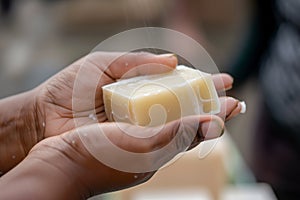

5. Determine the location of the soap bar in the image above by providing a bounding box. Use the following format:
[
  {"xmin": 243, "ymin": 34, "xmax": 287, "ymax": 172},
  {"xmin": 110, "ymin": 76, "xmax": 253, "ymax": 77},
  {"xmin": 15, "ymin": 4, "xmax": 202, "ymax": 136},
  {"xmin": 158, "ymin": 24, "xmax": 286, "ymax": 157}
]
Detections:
[{"xmin": 102, "ymin": 65, "xmax": 220, "ymax": 127}]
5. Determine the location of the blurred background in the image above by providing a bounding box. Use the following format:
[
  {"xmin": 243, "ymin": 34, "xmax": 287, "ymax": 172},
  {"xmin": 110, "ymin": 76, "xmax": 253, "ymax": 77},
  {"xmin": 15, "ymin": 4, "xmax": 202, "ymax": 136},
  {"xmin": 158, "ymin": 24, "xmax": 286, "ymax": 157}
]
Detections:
[{"xmin": 1, "ymin": 0, "xmax": 299, "ymax": 199}]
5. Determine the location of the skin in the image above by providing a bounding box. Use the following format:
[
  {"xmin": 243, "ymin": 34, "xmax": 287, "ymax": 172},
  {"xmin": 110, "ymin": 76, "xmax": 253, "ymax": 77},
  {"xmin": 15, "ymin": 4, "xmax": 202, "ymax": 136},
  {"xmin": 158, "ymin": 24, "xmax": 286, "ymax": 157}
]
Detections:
[{"xmin": 0, "ymin": 52, "xmax": 242, "ymax": 200}]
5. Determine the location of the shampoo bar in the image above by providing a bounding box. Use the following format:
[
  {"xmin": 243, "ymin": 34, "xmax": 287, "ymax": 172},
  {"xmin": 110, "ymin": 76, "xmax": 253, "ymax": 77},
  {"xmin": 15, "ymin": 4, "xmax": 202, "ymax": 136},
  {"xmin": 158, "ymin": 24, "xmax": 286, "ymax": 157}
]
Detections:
[{"xmin": 102, "ymin": 65, "xmax": 220, "ymax": 127}]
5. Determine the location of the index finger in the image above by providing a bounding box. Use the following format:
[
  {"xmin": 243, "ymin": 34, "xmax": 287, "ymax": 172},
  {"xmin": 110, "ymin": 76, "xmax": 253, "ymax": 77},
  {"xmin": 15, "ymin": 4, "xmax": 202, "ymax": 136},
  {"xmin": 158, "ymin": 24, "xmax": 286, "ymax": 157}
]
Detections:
[{"xmin": 86, "ymin": 52, "xmax": 178, "ymax": 79}]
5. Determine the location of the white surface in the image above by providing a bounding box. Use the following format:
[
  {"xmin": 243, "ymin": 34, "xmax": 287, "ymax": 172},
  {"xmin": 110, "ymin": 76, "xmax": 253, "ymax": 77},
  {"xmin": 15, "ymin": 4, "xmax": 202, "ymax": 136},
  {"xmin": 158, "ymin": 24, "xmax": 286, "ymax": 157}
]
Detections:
[
  {"xmin": 221, "ymin": 184, "xmax": 277, "ymax": 200},
  {"xmin": 116, "ymin": 183, "xmax": 277, "ymax": 200},
  {"xmin": 132, "ymin": 189, "xmax": 212, "ymax": 200}
]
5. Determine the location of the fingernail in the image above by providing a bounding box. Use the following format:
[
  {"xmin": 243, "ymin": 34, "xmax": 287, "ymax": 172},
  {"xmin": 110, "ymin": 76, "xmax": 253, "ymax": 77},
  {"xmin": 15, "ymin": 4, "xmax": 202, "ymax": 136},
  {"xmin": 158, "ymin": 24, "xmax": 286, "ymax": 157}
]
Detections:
[
  {"xmin": 225, "ymin": 85, "xmax": 233, "ymax": 90},
  {"xmin": 201, "ymin": 119, "xmax": 224, "ymax": 140},
  {"xmin": 239, "ymin": 101, "xmax": 246, "ymax": 113},
  {"xmin": 157, "ymin": 53, "xmax": 177, "ymax": 59}
]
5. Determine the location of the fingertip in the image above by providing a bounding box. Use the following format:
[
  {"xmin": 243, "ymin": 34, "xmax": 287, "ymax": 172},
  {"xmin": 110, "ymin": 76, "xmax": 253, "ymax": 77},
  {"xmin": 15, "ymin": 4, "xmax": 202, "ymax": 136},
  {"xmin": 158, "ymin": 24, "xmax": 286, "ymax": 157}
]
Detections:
[
  {"xmin": 221, "ymin": 73, "xmax": 234, "ymax": 83},
  {"xmin": 200, "ymin": 115, "xmax": 224, "ymax": 140},
  {"xmin": 130, "ymin": 53, "xmax": 178, "ymax": 77},
  {"xmin": 222, "ymin": 73, "xmax": 234, "ymax": 89},
  {"xmin": 156, "ymin": 53, "xmax": 178, "ymax": 69},
  {"xmin": 212, "ymin": 73, "xmax": 234, "ymax": 91},
  {"xmin": 225, "ymin": 100, "xmax": 246, "ymax": 121},
  {"xmin": 110, "ymin": 52, "xmax": 178, "ymax": 78}
]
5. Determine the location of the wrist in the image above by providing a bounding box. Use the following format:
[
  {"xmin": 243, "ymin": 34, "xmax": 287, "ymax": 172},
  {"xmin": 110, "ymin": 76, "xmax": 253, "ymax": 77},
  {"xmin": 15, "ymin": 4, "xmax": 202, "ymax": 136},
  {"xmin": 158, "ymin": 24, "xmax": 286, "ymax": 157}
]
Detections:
[
  {"xmin": 0, "ymin": 88, "xmax": 44, "ymax": 173},
  {"xmin": 0, "ymin": 144, "xmax": 86, "ymax": 200}
]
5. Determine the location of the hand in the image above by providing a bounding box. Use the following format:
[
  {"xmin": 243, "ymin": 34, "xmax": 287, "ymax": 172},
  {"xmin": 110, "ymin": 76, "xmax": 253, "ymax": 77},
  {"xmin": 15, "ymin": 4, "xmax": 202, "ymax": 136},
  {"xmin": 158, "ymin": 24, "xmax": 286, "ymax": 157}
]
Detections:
[
  {"xmin": 35, "ymin": 50, "xmax": 241, "ymax": 153},
  {"xmin": 0, "ymin": 52, "xmax": 178, "ymax": 173},
  {"xmin": 36, "ymin": 52, "xmax": 181, "ymax": 138},
  {"xmin": 0, "ymin": 52, "xmax": 243, "ymax": 200},
  {"xmin": 37, "ymin": 51, "xmax": 241, "ymax": 136}
]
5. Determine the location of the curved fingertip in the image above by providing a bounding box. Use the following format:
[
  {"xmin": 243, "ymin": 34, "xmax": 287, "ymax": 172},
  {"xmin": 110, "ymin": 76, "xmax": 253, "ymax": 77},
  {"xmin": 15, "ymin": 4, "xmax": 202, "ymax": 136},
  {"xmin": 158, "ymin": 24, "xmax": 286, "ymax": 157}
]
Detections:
[
  {"xmin": 221, "ymin": 73, "xmax": 234, "ymax": 89},
  {"xmin": 156, "ymin": 53, "xmax": 178, "ymax": 69},
  {"xmin": 122, "ymin": 53, "xmax": 178, "ymax": 78},
  {"xmin": 225, "ymin": 100, "xmax": 246, "ymax": 121},
  {"xmin": 218, "ymin": 97, "xmax": 238, "ymax": 120},
  {"xmin": 212, "ymin": 73, "xmax": 234, "ymax": 91},
  {"xmin": 220, "ymin": 73, "xmax": 234, "ymax": 83},
  {"xmin": 200, "ymin": 115, "xmax": 224, "ymax": 141},
  {"xmin": 220, "ymin": 96, "xmax": 238, "ymax": 105}
]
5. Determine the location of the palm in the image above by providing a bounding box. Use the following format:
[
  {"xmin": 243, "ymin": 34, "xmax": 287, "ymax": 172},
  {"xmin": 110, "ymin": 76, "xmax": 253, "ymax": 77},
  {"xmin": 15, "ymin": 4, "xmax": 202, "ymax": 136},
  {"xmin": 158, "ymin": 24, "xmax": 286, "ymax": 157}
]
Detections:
[
  {"xmin": 39, "ymin": 62, "xmax": 112, "ymax": 137},
  {"xmin": 37, "ymin": 52, "xmax": 178, "ymax": 138}
]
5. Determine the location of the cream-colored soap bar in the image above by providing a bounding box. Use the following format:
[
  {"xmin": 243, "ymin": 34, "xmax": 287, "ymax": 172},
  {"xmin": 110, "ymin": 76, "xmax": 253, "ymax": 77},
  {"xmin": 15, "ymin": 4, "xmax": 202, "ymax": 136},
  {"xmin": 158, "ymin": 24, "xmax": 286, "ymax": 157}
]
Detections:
[{"xmin": 102, "ymin": 65, "xmax": 220, "ymax": 127}]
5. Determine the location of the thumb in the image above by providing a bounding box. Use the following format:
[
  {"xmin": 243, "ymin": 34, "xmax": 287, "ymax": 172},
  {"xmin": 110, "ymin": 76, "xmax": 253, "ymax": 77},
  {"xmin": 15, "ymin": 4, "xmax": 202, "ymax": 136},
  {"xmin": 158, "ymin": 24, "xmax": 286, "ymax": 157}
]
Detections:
[
  {"xmin": 17, "ymin": 116, "xmax": 223, "ymax": 199},
  {"xmin": 62, "ymin": 115, "xmax": 224, "ymax": 174},
  {"xmin": 149, "ymin": 115, "xmax": 224, "ymax": 152}
]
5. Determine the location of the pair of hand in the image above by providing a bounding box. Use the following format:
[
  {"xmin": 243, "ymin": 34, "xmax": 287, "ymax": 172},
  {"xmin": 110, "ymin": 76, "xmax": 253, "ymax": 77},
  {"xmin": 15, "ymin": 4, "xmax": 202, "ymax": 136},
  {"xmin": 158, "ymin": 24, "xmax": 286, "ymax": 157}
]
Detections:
[{"xmin": 0, "ymin": 52, "xmax": 243, "ymax": 199}]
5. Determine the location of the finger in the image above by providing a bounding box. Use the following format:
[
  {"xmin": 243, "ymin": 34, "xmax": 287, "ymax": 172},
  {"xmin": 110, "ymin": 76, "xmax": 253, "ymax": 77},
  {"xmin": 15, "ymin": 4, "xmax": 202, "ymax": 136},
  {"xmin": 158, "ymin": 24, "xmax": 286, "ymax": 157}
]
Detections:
[
  {"xmin": 217, "ymin": 97, "xmax": 244, "ymax": 121},
  {"xmin": 83, "ymin": 115, "xmax": 224, "ymax": 154},
  {"xmin": 59, "ymin": 115, "xmax": 224, "ymax": 174},
  {"xmin": 212, "ymin": 73, "xmax": 233, "ymax": 91},
  {"xmin": 151, "ymin": 115, "xmax": 224, "ymax": 152},
  {"xmin": 87, "ymin": 52, "xmax": 178, "ymax": 79},
  {"xmin": 225, "ymin": 100, "xmax": 245, "ymax": 121}
]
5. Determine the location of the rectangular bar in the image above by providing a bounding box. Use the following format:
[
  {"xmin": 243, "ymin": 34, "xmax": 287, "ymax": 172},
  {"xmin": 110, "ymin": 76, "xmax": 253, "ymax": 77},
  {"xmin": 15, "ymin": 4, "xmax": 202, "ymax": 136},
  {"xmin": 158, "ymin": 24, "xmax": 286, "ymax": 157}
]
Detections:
[{"xmin": 102, "ymin": 65, "xmax": 220, "ymax": 127}]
